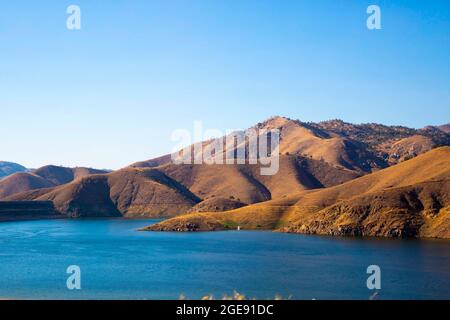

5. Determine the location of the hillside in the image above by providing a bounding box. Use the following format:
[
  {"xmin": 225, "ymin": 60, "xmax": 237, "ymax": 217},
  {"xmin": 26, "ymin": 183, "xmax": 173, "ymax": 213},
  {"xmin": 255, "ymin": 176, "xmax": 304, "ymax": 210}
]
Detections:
[
  {"xmin": 145, "ymin": 147, "xmax": 450, "ymax": 238},
  {"xmin": 0, "ymin": 173, "xmax": 55, "ymax": 199},
  {"xmin": 10, "ymin": 153, "xmax": 363, "ymax": 218},
  {"xmin": 7, "ymin": 168, "xmax": 201, "ymax": 218},
  {"xmin": 0, "ymin": 165, "xmax": 108, "ymax": 200},
  {"xmin": 5, "ymin": 117, "xmax": 449, "ymax": 227},
  {"xmin": 133, "ymin": 116, "xmax": 449, "ymax": 176},
  {"xmin": 315, "ymin": 121, "xmax": 447, "ymax": 164},
  {"xmin": 132, "ymin": 116, "xmax": 391, "ymax": 174}
]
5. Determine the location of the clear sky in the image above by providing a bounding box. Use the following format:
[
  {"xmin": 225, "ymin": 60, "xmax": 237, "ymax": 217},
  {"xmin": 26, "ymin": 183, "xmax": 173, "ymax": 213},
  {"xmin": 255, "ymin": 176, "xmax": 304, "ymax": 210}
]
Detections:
[{"xmin": 1, "ymin": 0, "xmax": 449, "ymax": 169}]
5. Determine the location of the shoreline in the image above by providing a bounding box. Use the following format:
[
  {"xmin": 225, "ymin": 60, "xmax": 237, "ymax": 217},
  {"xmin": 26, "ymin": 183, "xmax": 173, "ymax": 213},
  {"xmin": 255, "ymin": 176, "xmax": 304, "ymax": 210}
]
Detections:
[{"xmin": 0, "ymin": 215, "xmax": 64, "ymax": 224}]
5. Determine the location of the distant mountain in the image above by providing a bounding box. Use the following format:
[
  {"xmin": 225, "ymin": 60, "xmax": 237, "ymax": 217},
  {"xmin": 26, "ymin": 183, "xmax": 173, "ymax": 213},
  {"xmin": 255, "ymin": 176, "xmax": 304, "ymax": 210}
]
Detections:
[
  {"xmin": 0, "ymin": 161, "xmax": 28, "ymax": 179},
  {"xmin": 0, "ymin": 165, "xmax": 108, "ymax": 199}
]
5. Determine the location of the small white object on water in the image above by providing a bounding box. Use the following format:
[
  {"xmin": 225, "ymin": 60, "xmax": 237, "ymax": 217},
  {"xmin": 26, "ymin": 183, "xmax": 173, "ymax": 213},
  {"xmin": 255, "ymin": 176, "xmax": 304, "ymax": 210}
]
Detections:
[{"xmin": 237, "ymin": 226, "xmax": 241, "ymax": 231}]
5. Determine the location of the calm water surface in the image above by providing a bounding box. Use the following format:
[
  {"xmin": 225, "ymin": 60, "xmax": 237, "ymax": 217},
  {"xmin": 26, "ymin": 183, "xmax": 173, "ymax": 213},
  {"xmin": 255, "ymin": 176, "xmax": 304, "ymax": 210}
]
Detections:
[{"xmin": 0, "ymin": 219, "xmax": 448, "ymax": 299}]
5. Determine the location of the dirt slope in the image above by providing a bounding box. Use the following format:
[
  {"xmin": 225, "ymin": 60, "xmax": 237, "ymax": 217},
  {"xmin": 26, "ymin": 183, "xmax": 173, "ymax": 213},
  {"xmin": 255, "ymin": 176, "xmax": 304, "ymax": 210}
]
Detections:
[
  {"xmin": 145, "ymin": 147, "xmax": 450, "ymax": 238},
  {"xmin": 8, "ymin": 168, "xmax": 201, "ymax": 218},
  {"xmin": 0, "ymin": 165, "xmax": 108, "ymax": 199}
]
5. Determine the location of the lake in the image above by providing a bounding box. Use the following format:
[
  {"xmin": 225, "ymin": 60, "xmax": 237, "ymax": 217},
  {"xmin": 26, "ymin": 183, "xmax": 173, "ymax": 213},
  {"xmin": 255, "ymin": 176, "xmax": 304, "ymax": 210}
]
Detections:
[{"xmin": 0, "ymin": 219, "xmax": 448, "ymax": 300}]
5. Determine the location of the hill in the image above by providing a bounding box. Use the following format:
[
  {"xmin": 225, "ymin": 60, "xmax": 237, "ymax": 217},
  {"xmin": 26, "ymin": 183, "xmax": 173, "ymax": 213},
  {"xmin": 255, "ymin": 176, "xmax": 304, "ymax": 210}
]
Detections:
[
  {"xmin": 5, "ymin": 116, "xmax": 449, "ymax": 226},
  {"xmin": 132, "ymin": 116, "xmax": 391, "ymax": 173},
  {"xmin": 0, "ymin": 165, "xmax": 108, "ymax": 199},
  {"xmin": 7, "ymin": 168, "xmax": 201, "ymax": 218},
  {"xmin": 133, "ymin": 116, "xmax": 449, "ymax": 175},
  {"xmin": 144, "ymin": 147, "xmax": 450, "ymax": 238},
  {"xmin": 8, "ymin": 154, "xmax": 360, "ymax": 218}
]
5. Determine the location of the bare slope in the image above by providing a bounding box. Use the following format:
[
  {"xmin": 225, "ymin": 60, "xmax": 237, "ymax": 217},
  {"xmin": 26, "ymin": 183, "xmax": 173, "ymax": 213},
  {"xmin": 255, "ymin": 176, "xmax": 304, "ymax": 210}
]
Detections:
[
  {"xmin": 0, "ymin": 165, "xmax": 108, "ymax": 199},
  {"xmin": 5, "ymin": 116, "xmax": 449, "ymax": 222},
  {"xmin": 8, "ymin": 168, "xmax": 201, "ymax": 218},
  {"xmin": 132, "ymin": 116, "xmax": 390, "ymax": 174},
  {"xmin": 131, "ymin": 116, "xmax": 448, "ymax": 210},
  {"xmin": 145, "ymin": 147, "xmax": 450, "ymax": 238},
  {"xmin": 0, "ymin": 173, "xmax": 55, "ymax": 199}
]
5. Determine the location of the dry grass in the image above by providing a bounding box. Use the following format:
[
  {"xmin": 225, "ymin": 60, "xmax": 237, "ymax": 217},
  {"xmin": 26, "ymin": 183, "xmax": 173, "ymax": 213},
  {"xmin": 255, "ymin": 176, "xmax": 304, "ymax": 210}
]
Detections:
[
  {"xmin": 178, "ymin": 291, "xmax": 291, "ymax": 300},
  {"xmin": 147, "ymin": 147, "xmax": 450, "ymax": 238}
]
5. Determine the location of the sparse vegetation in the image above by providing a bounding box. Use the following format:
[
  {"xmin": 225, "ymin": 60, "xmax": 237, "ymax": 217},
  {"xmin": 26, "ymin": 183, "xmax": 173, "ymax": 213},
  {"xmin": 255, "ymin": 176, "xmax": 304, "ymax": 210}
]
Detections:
[
  {"xmin": 5, "ymin": 116, "xmax": 449, "ymax": 237},
  {"xmin": 147, "ymin": 147, "xmax": 450, "ymax": 239},
  {"xmin": 179, "ymin": 291, "xmax": 291, "ymax": 300},
  {"xmin": 221, "ymin": 220, "xmax": 239, "ymax": 229}
]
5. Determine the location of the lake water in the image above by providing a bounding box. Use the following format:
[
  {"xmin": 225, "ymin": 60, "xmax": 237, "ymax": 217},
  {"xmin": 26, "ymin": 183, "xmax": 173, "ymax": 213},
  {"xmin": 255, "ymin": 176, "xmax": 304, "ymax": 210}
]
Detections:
[{"xmin": 0, "ymin": 219, "xmax": 448, "ymax": 300}]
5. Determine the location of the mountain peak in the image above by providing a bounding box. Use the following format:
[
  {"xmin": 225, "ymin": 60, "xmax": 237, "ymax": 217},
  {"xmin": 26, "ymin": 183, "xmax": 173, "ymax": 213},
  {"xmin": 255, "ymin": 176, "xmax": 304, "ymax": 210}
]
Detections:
[{"xmin": 254, "ymin": 116, "xmax": 296, "ymax": 130}]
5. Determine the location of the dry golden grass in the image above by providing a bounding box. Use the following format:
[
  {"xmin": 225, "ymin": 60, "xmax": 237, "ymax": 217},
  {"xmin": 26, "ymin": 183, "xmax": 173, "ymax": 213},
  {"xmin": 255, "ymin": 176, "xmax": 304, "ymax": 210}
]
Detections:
[
  {"xmin": 6, "ymin": 117, "xmax": 448, "ymax": 229},
  {"xmin": 0, "ymin": 165, "xmax": 107, "ymax": 200},
  {"xmin": 147, "ymin": 147, "xmax": 450, "ymax": 238}
]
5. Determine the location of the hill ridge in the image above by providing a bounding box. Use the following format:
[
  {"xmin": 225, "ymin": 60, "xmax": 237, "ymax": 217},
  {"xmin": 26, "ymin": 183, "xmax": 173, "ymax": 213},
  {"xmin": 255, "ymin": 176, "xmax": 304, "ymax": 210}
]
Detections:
[{"xmin": 144, "ymin": 147, "xmax": 450, "ymax": 238}]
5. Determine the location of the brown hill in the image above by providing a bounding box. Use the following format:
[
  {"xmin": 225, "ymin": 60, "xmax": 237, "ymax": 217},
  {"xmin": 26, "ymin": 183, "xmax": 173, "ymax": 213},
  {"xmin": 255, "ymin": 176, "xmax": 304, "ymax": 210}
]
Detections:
[
  {"xmin": 0, "ymin": 173, "xmax": 55, "ymax": 199},
  {"xmin": 154, "ymin": 154, "xmax": 361, "ymax": 206},
  {"xmin": 125, "ymin": 116, "xmax": 447, "ymax": 215},
  {"xmin": 8, "ymin": 168, "xmax": 201, "ymax": 218},
  {"xmin": 133, "ymin": 116, "xmax": 389, "ymax": 174},
  {"xmin": 313, "ymin": 119, "xmax": 449, "ymax": 164},
  {"xmin": 34, "ymin": 165, "xmax": 106, "ymax": 185},
  {"xmin": 5, "ymin": 116, "xmax": 449, "ymax": 224},
  {"xmin": 261, "ymin": 117, "xmax": 387, "ymax": 172},
  {"xmin": 130, "ymin": 154, "xmax": 172, "ymax": 168},
  {"xmin": 186, "ymin": 197, "xmax": 246, "ymax": 214},
  {"xmin": 377, "ymin": 135, "xmax": 435, "ymax": 165},
  {"xmin": 9, "ymin": 154, "xmax": 360, "ymax": 218},
  {"xmin": 145, "ymin": 147, "xmax": 450, "ymax": 238},
  {"xmin": 132, "ymin": 116, "xmax": 448, "ymax": 186},
  {"xmin": 282, "ymin": 180, "xmax": 449, "ymax": 238},
  {"xmin": 0, "ymin": 165, "xmax": 108, "ymax": 200}
]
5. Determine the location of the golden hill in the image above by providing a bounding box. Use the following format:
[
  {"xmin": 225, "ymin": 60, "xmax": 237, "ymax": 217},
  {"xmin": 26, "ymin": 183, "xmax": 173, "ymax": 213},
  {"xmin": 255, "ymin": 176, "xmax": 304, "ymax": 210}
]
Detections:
[
  {"xmin": 156, "ymin": 155, "xmax": 360, "ymax": 204},
  {"xmin": 145, "ymin": 147, "xmax": 450, "ymax": 238},
  {"xmin": 132, "ymin": 116, "xmax": 389, "ymax": 173},
  {"xmin": 0, "ymin": 165, "xmax": 107, "ymax": 200},
  {"xmin": 8, "ymin": 156, "xmax": 354, "ymax": 218},
  {"xmin": 5, "ymin": 117, "xmax": 449, "ymax": 229},
  {"xmin": 0, "ymin": 173, "xmax": 55, "ymax": 199},
  {"xmin": 7, "ymin": 168, "xmax": 201, "ymax": 218}
]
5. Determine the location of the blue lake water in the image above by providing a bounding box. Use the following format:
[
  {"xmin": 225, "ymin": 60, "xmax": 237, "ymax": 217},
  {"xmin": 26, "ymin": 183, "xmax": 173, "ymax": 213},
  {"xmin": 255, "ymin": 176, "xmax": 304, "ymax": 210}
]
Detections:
[{"xmin": 0, "ymin": 218, "xmax": 449, "ymax": 300}]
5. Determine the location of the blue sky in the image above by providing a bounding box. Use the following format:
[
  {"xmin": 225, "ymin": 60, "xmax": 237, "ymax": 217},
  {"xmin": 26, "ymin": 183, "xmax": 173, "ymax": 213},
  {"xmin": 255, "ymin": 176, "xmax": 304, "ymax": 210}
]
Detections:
[{"xmin": 1, "ymin": 0, "xmax": 449, "ymax": 169}]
